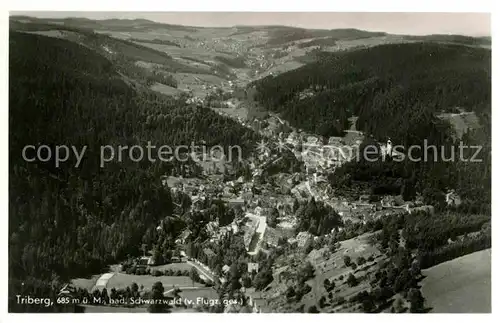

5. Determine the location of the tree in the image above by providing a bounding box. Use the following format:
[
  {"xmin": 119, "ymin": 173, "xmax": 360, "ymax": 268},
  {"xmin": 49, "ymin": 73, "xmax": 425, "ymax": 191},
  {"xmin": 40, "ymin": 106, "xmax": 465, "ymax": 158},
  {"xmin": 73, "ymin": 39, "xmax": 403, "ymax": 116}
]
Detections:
[
  {"xmin": 152, "ymin": 244, "xmax": 164, "ymax": 266},
  {"xmin": 391, "ymin": 295, "xmax": 405, "ymax": 313},
  {"xmin": 307, "ymin": 305, "xmax": 320, "ymax": 313},
  {"xmin": 173, "ymin": 287, "xmax": 182, "ymax": 300},
  {"xmin": 130, "ymin": 282, "xmax": 139, "ymax": 296},
  {"xmin": 346, "ymin": 273, "xmax": 358, "ymax": 287},
  {"xmin": 253, "ymin": 267, "xmax": 273, "ymax": 291},
  {"xmin": 242, "ymin": 275, "xmax": 252, "ymax": 288},
  {"xmin": 100, "ymin": 288, "xmax": 109, "ymax": 304},
  {"xmin": 110, "ymin": 288, "xmax": 118, "ymax": 300},
  {"xmin": 285, "ymin": 286, "xmax": 296, "ymax": 302},
  {"xmin": 298, "ymin": 262, "xmax": 315, "ymax": 284},
  {"xmin": 267, "ymin": 208, "xmax": 279, "ymax": 228},
  {"xmin": 408, "ymin": 288, "xmax": 425, "ymax": 313},
  {"xmin": 324, "ymin": 278, "xmax": 335, "ymax": 292},
  {"xmin": 357, "ymin": 256, "xmax": 366, "ymax": 266},
  {"xmin": 318, "ymin": 296, "xmax": 327, "ymax": 308},
  {"xmin": 148, "ymin": 282, "xmax": 171, "ymax": 313},
  {"xmin": 343, "ymin": 255, "xmax": 352, "ymax": 267},
  {"xmin": 362, "ymin": 298, "xmax": 375, "ymax": 313},
  {"xmin": 189, "ymin": 267, "xmax": 200, "ymax": 287}
]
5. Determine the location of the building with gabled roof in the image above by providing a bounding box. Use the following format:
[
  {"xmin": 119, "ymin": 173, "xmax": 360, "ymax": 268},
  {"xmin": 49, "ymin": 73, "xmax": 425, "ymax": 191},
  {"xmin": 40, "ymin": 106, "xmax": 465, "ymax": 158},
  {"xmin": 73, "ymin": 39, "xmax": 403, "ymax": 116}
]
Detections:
[
  {"xmin": 203, "ymin": 248, "xmax": 216, "ymax": 259},
  {"xmin": 247, "ymin": 262, "xmax": 259, "ymax": 274},
  {"xmin": 295, "ymin": 231, "xmax": 314, "ymax": 248}
]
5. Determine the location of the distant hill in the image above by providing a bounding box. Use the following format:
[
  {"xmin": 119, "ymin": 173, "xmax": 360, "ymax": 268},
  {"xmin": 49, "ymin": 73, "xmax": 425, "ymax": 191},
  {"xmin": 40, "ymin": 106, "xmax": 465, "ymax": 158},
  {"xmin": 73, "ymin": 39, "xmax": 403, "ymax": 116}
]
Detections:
[
  {"xmin": 403, "ymin": 34, "xmax": 491, "ymax": 48},
  {"xmin": 10, "ymin": 15, "xmax": 199, "ymax": 32},
  {"xmin": 262, "ymin": 28, "xmax": 387, "ymax": 47}
]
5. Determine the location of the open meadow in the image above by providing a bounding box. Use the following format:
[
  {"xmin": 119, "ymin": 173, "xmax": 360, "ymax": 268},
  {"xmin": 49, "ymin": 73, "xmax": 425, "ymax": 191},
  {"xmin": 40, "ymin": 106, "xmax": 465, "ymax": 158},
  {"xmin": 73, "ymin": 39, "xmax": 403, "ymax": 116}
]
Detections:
[{"xmin": 421, "ymin": 249, "xmax": 491, "ymax": 313}]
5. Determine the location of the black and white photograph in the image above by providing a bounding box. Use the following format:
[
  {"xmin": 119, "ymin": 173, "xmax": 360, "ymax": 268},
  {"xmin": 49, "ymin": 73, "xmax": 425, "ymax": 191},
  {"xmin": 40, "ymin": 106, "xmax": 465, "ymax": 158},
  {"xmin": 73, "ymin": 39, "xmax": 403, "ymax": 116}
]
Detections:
[{"xmin": 4, "ymin": 5, "xmax": 493, "ymax": 317}]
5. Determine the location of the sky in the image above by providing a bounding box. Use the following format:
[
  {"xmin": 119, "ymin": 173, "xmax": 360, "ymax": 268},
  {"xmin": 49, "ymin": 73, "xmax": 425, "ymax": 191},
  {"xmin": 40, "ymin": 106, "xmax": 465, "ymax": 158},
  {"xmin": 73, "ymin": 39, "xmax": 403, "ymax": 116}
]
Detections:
[{"xmin": 11, "ymin": 12, "xmax": 491, "ymax": 36}]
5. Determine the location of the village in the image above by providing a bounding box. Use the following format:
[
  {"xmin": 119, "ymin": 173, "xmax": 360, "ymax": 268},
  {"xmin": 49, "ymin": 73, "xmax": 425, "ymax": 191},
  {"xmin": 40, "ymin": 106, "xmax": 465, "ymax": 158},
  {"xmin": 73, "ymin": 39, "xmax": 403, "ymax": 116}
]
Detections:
[{"xmin": 64, "ymin": 94, "xmax": 463, "ymax": 313}]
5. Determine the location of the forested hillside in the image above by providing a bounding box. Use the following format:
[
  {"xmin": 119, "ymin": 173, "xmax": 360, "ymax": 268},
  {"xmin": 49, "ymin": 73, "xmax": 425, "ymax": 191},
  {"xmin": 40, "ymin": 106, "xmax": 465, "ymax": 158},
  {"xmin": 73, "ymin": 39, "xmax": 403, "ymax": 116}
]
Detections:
[
  {"xmin": 252, "ymin": 42, "xmax": 490, "ymax": 140},
  {"xmin": 253, "ymin": 42, "xmax": 490, "ymax": 213},
  {"xmin": 8, "ymin": 31, "xmax": 259, "ymax": 311}
]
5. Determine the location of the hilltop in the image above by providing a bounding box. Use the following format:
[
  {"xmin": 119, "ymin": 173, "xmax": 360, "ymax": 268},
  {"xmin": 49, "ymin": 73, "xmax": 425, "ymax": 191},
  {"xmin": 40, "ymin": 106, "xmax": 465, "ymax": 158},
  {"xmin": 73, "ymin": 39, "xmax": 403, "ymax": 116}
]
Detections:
[{"xmin": 10, "ymin": 16, "xmax": 491, "ymax": 99}]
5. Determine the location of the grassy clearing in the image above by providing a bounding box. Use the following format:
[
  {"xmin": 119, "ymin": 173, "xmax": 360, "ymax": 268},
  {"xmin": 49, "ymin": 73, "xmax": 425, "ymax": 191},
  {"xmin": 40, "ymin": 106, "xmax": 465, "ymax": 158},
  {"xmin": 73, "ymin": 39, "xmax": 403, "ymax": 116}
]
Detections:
[
  {"xmin": 150, "ymin": 82, "xmax": 182, "ymax": 96},
  {"xmin": 421, "ymin": 248, "xmax": 491, "ymax": 313}
]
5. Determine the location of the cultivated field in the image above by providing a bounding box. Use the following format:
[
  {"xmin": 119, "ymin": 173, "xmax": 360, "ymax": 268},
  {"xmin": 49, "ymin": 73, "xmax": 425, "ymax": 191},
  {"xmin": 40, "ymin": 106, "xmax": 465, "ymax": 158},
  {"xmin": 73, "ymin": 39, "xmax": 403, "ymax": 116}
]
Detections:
[
  {"xmin": 105, "ymin": 273, "xmax": 203, "ymax": 292},
  {"xmin": 421, "ymin": 248, "xmax": 491, "ymax": 313},
  {"xmin": 71, "ymin": 275, "xmax": 100, "ymax": 291}
]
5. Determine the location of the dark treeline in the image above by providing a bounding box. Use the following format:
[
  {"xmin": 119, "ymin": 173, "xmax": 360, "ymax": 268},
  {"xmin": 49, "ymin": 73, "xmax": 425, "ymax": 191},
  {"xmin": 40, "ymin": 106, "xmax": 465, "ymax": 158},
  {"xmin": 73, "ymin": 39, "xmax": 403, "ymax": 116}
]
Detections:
[
  {"xmin": 8, "ymin": 31, "xmax": 259, "ymax": 311},
  {"xmin": 362, "ymin": 209, "xmax": 491, "ymax": 313},
  {"xmin": 295, "ymin": 198, "xmax": 343, "ymax": 236},
  {"xmin": 130, "ymin": 38, "xmax": 181, "ymax": 47},
  {"xmin": 296, "ymin": 37, "xmax": 338, "ymax": 49},
  {"xmin": 376, "ymin": 210, "xmax": 491, "ymax": 269},
  {"xmin": 214, "ymin": 55, "xmax": 247, "ymax": 69},
  {"xmin": 418, "ymin": 232, "xmax": 491, "ymax": 269},
  {"xmin": 402, "ymin": 34, "xmax": 491, "ymax": 47}
]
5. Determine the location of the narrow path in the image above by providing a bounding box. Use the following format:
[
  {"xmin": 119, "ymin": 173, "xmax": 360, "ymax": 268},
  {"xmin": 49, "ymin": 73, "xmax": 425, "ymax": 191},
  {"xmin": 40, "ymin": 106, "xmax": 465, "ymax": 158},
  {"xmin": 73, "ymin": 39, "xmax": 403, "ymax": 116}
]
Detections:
[{"xmin": 92, "ymin": 272, "xmax": 115, "ymax": 291}]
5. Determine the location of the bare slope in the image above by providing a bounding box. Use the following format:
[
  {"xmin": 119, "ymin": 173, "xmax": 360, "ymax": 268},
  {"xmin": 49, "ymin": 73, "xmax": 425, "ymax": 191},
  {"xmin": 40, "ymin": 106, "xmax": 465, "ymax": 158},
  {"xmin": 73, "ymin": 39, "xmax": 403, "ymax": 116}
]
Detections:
[{"xmin": 421, "ymin": 249, "xmax": 491, "ymax": 313}]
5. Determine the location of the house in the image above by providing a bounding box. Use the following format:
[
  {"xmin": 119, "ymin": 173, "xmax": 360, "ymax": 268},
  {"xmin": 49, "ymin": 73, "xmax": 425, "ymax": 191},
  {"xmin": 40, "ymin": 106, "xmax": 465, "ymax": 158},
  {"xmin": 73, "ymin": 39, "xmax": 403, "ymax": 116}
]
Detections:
[
  {"xmin": 243, "ymin": 219, "xmax": 258, "ymax": 251},
  {"xmin": 445, "ymin": 190, "xmax": 462, "ymax": 206},
  {"xmin": 295, "ymin": 231, "xmax": 314, "ymax": 248},
  {"xmin": 406, "ymin": 204, "xmax": 435, "ymax": 215},
  {"xmin": 381, "ymin": 195, "xmax": 405, "ymax": 207},
  {"xmin": 359, "ymin": 194, "xmax": 371, "ymax": 204},
  {"xmin": 203, "ymin": 248, "xmax": 216, "ymax": 260},
  {"xmin": 138, "ymin": 256, "xmax": 155, "ymax": 266},
  {"xmin": 176, "ymin": 229, "xmax": 192, "ymax": 245},
  {"xmin": 263, "ymin": 227, "xmax": 281, "ymax": 247},
  {"xmin": 328, "ymin": 136, "xmax": 343, "ymax": 146},
  {"xmin": 207, "ymin": 221, "xmax": 219, "ymax": 237},
  {"xmin": 228, "ymin": 198, "xmax": 245, "ymax": 207},
  {"xmin": 246, "ymin": 288, "xmax": 266, "ymax": 313},
  {"xmin": 247, "ymin": 262, "xmax": 259, "ymax": 274},
  {"xmin": 222, "ymin": 265, "xmax": 231, "ymax": 275}
]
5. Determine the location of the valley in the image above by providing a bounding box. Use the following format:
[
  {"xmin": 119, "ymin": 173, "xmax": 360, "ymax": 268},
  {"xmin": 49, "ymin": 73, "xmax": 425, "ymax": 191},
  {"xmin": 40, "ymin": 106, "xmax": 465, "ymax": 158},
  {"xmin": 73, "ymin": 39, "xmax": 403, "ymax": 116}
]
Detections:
[{"xmin": 8, "ymin": 15, "xmax": 491, "ymax": 314}]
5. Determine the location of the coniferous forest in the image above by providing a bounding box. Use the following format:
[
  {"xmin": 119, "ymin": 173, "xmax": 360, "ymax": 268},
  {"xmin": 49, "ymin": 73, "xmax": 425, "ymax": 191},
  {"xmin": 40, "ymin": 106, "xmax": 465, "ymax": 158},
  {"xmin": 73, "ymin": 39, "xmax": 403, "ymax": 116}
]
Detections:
[{"xmin": 8, "ymin": 31, "xmax": 259, "ymax": 311}]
